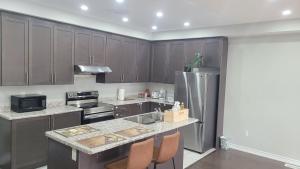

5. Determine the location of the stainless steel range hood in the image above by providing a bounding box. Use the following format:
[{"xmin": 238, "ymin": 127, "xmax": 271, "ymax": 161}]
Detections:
[{"xmin": 74, "ymin": 65, "xmax": 112, "ymax": 74}]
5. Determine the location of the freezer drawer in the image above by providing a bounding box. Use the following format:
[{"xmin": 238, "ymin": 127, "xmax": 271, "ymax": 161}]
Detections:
[{"xmin": 182, "ymin": 122, "xmax": 215, "ymax": 153}]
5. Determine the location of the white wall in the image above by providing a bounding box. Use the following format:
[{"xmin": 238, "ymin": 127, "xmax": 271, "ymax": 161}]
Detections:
[
  {"xmin": 0, "ymin": 76, "xmax": 147, "ymax": 106},
  {"xmin": 224, "ymin": 34, "xmax": 300, "ymax": 161}
]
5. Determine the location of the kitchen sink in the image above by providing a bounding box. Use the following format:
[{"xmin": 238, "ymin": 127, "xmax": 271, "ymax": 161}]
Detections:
[{"xmin": 124, "ymin": 112, "xmax": 163, "ymax": 125}]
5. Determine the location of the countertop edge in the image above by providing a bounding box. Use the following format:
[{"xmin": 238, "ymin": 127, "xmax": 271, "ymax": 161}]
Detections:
[
  {"xmin": 46, "ymin": 118, "xmax": 198, "ymax": 155},
  {"xmin": 0, "ymin": 106, "xmax": 83, "ymax": 120}
]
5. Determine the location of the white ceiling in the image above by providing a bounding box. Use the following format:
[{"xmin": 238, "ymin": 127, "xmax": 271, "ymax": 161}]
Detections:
[{"xmin": 23, "ymin": 0, "xmax": 300, "ymax": 33}]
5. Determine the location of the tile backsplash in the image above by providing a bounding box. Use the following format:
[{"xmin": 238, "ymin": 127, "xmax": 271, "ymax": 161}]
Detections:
[
  {"xmin": 146, "ymin": 83, "xmax": 175, "ymax": 98},
  {"xmin": 0, "ymin": 76, "xmax": 175, "ymax": 107},
  {"xmin": 0, "ymin": 76, "xmax": 147, "ymax": 106}
]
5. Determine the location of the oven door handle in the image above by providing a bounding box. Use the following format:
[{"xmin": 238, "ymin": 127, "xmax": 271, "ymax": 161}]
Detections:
[{"xmin": 84, "ymin": 112, "xmax": 114, "ymax": 120}]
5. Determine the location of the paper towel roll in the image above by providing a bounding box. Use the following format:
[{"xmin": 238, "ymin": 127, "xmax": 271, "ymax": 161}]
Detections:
[{"xmin": 118, "ymin": 89, "xmax": 125, "ymax": 101}]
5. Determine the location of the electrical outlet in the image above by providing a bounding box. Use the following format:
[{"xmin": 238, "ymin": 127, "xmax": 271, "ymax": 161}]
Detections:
[{"xmin": 245, "ymin": 130, "xmax": 249, "ymax": 137}]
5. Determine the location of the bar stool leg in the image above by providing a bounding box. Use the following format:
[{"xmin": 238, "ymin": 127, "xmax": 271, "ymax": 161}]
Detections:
[{"xmin": 172, "ymin": 157, "xmax": 175, "ymax": 169}]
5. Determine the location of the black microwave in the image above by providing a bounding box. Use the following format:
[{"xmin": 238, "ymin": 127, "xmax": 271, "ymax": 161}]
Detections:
[{"xmin": 11, "ymin": 94, "xmax": 47, "ymax": 113}]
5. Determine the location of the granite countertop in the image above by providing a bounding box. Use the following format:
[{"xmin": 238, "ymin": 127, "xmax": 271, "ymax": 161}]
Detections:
[
  {"xmin": 0, "ymin": 105, "xmax": 82, "ymax": 120},
  {"xmin": 46, "ymin": 115, "xmax": 198, "ymax": 155},
  {"xmin": 101, "ymin": 97, "xmax": 174, "ymax": 106}
]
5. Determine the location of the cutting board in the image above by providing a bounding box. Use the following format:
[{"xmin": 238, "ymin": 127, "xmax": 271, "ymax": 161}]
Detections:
[
  {"xmin": 77, "ymin": 134, "xmax": 126, "ymax": 148},
  {"xmin": 114, "ymin": 127, "xmax": 153, "ymax": 138}
]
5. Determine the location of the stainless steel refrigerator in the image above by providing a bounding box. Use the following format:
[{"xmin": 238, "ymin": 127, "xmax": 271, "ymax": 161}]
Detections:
[{"xmin": 175, "ymin": 69, "xmax": 219, "ymax": 153}]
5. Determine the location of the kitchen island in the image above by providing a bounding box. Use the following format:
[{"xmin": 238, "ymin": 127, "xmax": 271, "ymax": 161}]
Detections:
[{"xmin": 46, "ymin": 112, "xmax": 198, "ymax": 169}]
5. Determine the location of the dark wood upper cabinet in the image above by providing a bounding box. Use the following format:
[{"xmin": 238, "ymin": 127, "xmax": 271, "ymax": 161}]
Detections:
[
  {"xmin": 151, "ymin": 42, "xmax": 169, "ymax": 83},
  {"xmin": 53, "ymin": 24, "xmax": 74, "ymax": 85},
  {"xmin": 0, "ymin": 14, "xmax": 2, "ymax": 86},
  {"xmin": 1, "ymin": 13, "xmax": 29, "ymax": 86},
  {"xmin": 91, "ymin": 32, "xmax": 106, "ymax": 66},
  {"xmin": 122, "ymin": 37, "xmax": 137, "ymax": 83},
  {"xmin": 136, "ymin": 40, "xmax": 151, "ymax": 82},
  {"xmin": 105, "ymin": 35, "xmax": 123, "ymax": 83},
  {"xmin": 184, "ymin": 39, "xmax": 204, "ymax": 67},
  {"xmin": 203, "ymin": 38, "xmax": 222, "ymax": 67},
  {"xmin": 29, "ymin": 18, "xmax": 54, "ymax": 85},
  {"xmin": 74, "ymin": 29, "xmax": 91, "ymax": 65},
  {"xmin": 167, "ymin": 41, "xmax": 185, "ymax": 83},
  {"xmin": 74, "ymin": 29, "xmax": 106, "ymax": 66}
]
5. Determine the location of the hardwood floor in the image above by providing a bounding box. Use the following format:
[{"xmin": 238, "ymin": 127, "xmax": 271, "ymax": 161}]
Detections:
[{"xmin": 187, "ymin": 149, "xmax": 287, "ymax": 169}]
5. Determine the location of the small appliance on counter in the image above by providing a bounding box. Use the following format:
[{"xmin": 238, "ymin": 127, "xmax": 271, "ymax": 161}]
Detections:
[
  {"xmin": 117, "ymin": 89, "xmax": 126, "ymax": 101},
  {"xmin": 11, "ymin": 94, "xmax": 47, "ymax": 113},
  {"xmin": 151, "ymin": 91, "xmax": 160, "ymax": 99},
  {"xmin": 159, "ymin": 89, "xmax": 167, "ymax": 100}
]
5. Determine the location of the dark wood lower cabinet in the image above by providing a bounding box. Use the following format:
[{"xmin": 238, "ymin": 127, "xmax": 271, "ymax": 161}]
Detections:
[
  {"xmin": 51, "ymin": 111, "xmax": 81, "ymax": 130},
  {"xmin": 48, "ymin": 129, "xmax": 183, "ymax": 169},
  {"xmin": 114, "ymin": 102, "xmax": 172, "ymax": 118},
  {"xmin": 12, "ymin": 116, "xmax": 51, "ymax": 169},
  {"xmin": 0, "ymin": 111, "xmax": 81, "ymax": 169},
  {"xmin": 0, "ymin": 118, "xmax": 12, "ymax": 169}
]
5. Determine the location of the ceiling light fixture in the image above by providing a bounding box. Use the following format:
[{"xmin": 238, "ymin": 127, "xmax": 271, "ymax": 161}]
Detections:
[
  {"xmin": 156, "ymin": 11, "xmax": 164, "ymax": 18},
  {"xmin": 152, "ymin": 26, "xmax": 158, "ymax": 30},
  {"xmin": 282, "ymin": 9, "xmax": 292, "ymax": 16},
  {"xmin": 116, "ymin": 0, "xmax": 124, "ymax": 3},
  {"xmin": 122, "ymin": 17, "xmax": 129, "ymax": 22},
  {"xmin": 80, "ymin": 4, "xmax": 89, "ymax": 11},
  {"xmin": 184, "ymin": 22, "xmax": 190, "ymax": 27}
]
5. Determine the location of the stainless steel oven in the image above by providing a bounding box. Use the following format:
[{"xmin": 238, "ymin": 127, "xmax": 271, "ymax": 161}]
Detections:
[{"xmin": 66, "ymin": 91, "xmax": 115, "ymax": 124}]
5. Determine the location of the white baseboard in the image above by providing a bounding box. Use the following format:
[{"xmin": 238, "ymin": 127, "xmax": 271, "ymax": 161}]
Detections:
[{"xmin": 229, "ymin": 143, "xmax": 300, "ymax": 168}]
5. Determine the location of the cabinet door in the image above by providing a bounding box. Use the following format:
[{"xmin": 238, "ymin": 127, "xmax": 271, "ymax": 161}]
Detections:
[
  {"xmin": 105, "ymin": 35, "xmax": 123, "ymax": 83},
  {"xmin": 29, "ymin": 18, "xmax": 53, "ymax": 85},
  {"xmin": 141, "ymin": 102, "xmax": 151, "ymax": 114},
  {"xmin": 115, "ymin": 104, "xmax": 140, "ymax": 118},
  {"xmin": 91, "ymin": 32, "xmax": 106, "ymax": 66},
  {"xmin": 54, "ymin": 24, "xmax": 74, "ymax": 85},
  {"xmin": 51, "ymin": 111, "xmax": 81, "ymax": 130},
  {"xmin": 167, "ymin": 41, "xmax": 185, "ymax": 84},
  {"xmin": 1, "ymin": 13, "xmax": 28, "ymax": 86},
  {"xmin": 122, "ymin": 37, "xmax": 137, "ymax": 83},
  {"xmin": 74, "ymin": 29, "xmax": 91, "ymax": 65},
  {"xmin": 136, "ymin": 40, "xmax": 150, "ymax": 82},
  {"xmin": 203, "ymin": 38, "xmax": 222, "ymax": 67},
  {"xmin": 184, "ymin": 39, "xmax": 204, "ymax": 67},
  {"xmin": 12, "ymin": 116, "xmax": 51, "ymax": 169},
  {"xmin": 151, "ymin": 42, "xmax": 169, "ymax": 83}
]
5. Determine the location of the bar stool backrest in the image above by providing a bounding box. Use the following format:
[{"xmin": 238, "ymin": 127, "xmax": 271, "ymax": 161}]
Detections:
[
  {"xmin": 156, "ymin": 132, "xmax": 180, "ymax": 164},
  {"xmin": 127, "ymin": 138, "xmax": 154, "ymax": 169}
]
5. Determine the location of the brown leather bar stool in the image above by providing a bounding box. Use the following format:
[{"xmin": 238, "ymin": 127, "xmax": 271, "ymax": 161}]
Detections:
[
  {"xmin": 152, "ymin": 131, "xmax": 180, "ymax": 169},
  {"xmin": 105, "ymin": 138, "xmax": 154, "ymax": 169}
]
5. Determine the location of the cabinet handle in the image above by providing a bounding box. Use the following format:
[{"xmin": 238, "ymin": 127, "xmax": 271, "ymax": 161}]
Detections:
[
  {"xmin": 89, "ymin": 56, "xmax": 92, "ymax": 65},
  {"xmin": 25, "ymin": 72, "xmax": 29, "ymax": 84},
  {"xmin": 53, "ymin": 73, "xmax": 56, "ymax": 84}
]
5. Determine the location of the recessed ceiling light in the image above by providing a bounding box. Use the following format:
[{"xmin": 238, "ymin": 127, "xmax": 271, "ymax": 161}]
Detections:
[
  {"xmin": 184, "ymin": 22, "xmax": 190, "ymax": 27},
  {"xmin": 122, "ymin": 17, "xmax": 129, "ymax": 22},
  {"xmin": 156, "ymin": 12, "xmax": 164, "ymax": 18},
  {"xmin": 116, "ymin": 0, "xmax": 124, "ymax": 3},
  {"xmin": 80, "ymin": 4, "xmax": 89, "ymax": 11},
  {"xmin": 282, "ymin": 9, "xmax": 292, "ymax": 16},
  {"xmin": 152, "ymin": 26, "xmax": 158, "ymax": 30}
]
